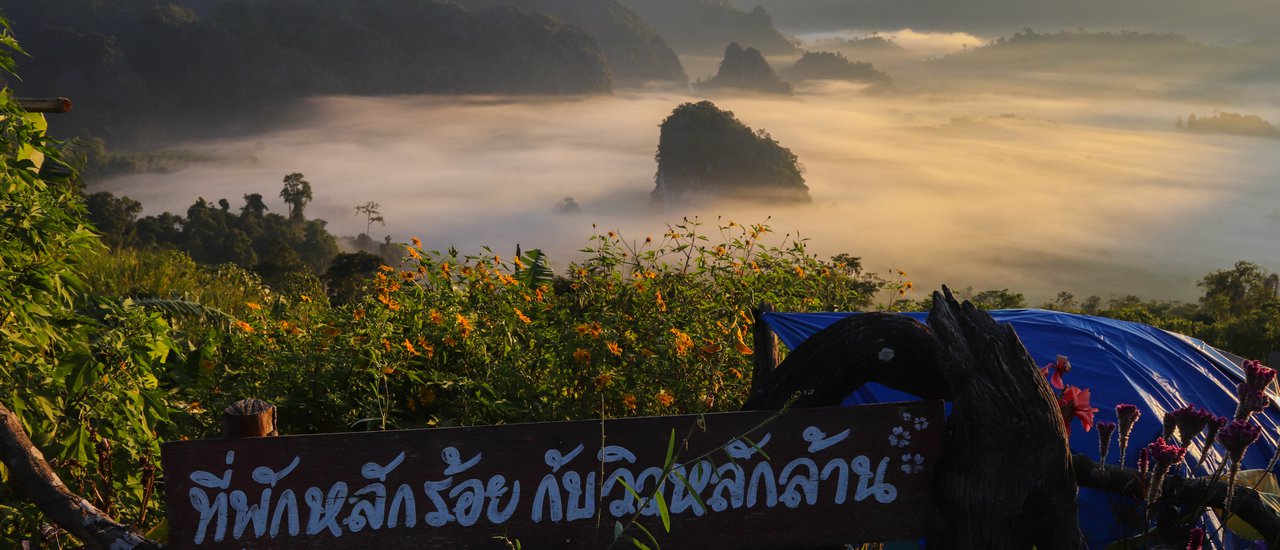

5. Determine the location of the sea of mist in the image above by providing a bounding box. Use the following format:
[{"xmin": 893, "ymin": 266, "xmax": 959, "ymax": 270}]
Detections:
[{"xmin": 95, "ymin": 55, "xmax": 1280, "ymax": 304}]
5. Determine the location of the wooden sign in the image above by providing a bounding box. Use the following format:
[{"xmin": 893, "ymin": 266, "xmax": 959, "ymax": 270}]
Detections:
[{"xmin": 161, "ymin": 400, "xmax": 943, "ymax": 549}]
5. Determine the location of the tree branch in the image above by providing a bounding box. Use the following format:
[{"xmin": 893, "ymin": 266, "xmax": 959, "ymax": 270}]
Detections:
[
  {"xmin": 0, "ymin": 401, "xmax": 162, "ymax": 550},
  {"xmin": 1073, "ymin": 453, "xmax": 1280, "ymax": 544}
]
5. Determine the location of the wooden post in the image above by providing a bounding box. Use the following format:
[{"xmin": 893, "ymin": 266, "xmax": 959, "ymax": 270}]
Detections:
[
  {"xmin": 16, "ymin": 98, "xmax": 72, "ymax": 113},
  {"xmin": 749, "ymin": 302, "xmax": 779, "ymax": 402},
  {"xmin": 221, "ymin": 398, "xmax": 277, "ymax": 438}
]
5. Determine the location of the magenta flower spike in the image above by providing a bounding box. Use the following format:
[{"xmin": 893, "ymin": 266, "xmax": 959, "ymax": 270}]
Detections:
[
  {"xmin": 1096, "ymin": 421, "xmax": 1117, "ymax": 465},
  {"xmin": 1235, "ymin": 383, "xmax": 1269, "ymax": 420},
  {"xmin": 1217, "ymin": 419, "xmax": 1263, "ymax": 524},
  {"xmin": 1144, "ymin": 437, "xmax": 1187, "ymax": 504},
  {"xmin": 1243, "ymin": 359, "xmax": 1276, "ymax": 391},
  {"xmin": 1170, "ymin": 405, "xmax": 1213, "ymax": 449},
  {"xmin": 1185, "ymin": 526, "xmax": 1204, "ymax": 550},
  {"xmin": 1162, "ymin": 411, "xmax": 1178, "ymax": 441},
  {"xmin": 1116, "ymin": 403, "xmax": 1142, "ymax": 467}
]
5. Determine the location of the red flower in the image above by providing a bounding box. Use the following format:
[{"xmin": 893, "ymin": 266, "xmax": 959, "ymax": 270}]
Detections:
[
  {"xmin": 1041, "ymin": 355, "xmax": 1071, "ymax": 390},
  {"xmin": 1057, "ymin": 385, "xmax": 1098, "ymax": 435}
]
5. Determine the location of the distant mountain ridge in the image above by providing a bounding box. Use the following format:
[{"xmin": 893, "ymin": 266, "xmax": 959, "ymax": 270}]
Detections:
[
  {"xmin": 2, "ymin": 0, "xmax": 615, "ymax": 143},
  {"xmin": 455, "ymin": 0, "xmax": 688, "ymax": 85},
  {"xmin": 619, "ymin": 0, "xmax": 796, "ymax": 55},
  {"xmin": 695, "ymin": 43, "xmax": 793, "ymax": 94}
]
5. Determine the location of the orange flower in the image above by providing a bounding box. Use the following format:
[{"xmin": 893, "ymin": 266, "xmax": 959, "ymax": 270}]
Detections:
[
  {"xmin": 607, "ymin": 341, "xmax": 622, "ymax": 356},
  {"xmin": 382, "ymin": 339, "xmax": 392, "ymax": 352},
  {"xmin": 354, "ymin": 309, "xmax": 366, "ymax": 320},
  {"xmin": 670, "ymin": 328, "xmax": 693, "ymax": 356},
  {"xmin": 245, "ymin": 302, "xmax": 261, "ymax": 310},
  {"xmin": 234, "ymin": 321, "xmax": 254, "ymax": 333},
  {"xmin": 700, "ymin": 342, "xmax": 722, "ymax": 354},
  {"xmin": 656, "ymin": 389, "xmax": 675, "ymax": 407},
  {"xmin": 379, "ymin": 265, "xmax": 395, "ymax": 273},
  {"xmin": 795, "ymin": 266, "xmax": 806, "ymax": 278},
  {"xmin": 622, "ymin": 394, "xmax": 638, "ymax": 411},
  {"xmin": 655, "ymin": 290, "xmax": 667, "ymax": 312},
  {"xmin": 514, "ymin": 308, "xmax": 531, "ymax": 324},
  {"xmin": 402, "ymin": 339, "xmax": 418, "ymax": 355},
  {"xmin": 416, "ymin": 337, "xmax": 435, "ymax": 359},
  {"xmin": 729, "ymin": 367, "xmax": 743, "ymax": 379},
  {"xmin": 443, "ymin": 336, "xmax": 458, "ymax": 346},
  {"xmin": 411, "ymin": 237, "xmax": 422, "ymax": 248},
  {"xmin": 735, "ymin": 329, "xmax": 753, "ymax": 355},
  {"xmin": 407, "ymin": 247, "xmax": 421, "ymax": 260},
  {"xmin": 429, "ymin": 309, "xmax": 443, "ymax": 325},
  {"xmin": 573, "ymin": 348, "xmax": 591, "ymax": 365},
  {"xmin": 594, "ymin": 372, "xmax": 614, "ymax": 389},
  {"xmin": 299, "ymin": 294, "xmax": 312, "ymax": 303},
  {"xmin": 456, "ymin": 314, "xmax": 472, "ymax": 339}
]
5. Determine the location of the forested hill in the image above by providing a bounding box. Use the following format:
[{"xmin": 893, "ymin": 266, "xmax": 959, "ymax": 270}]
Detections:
[
  {"xmin": 1, "ymin": 0, "xmax": 614, "ymax": 144},
  {"xmin": 620, "ymin": 0, "xmax": 796, "ymax": 55},
  {"xmin": 455, "ymin": 0, "xmax": 688, "ymax": 85}
]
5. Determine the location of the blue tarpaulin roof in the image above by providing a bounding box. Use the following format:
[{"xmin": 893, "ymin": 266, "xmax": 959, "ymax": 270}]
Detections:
[{"xmin": 763, "ymin": 309, "xmax": 1280, "ymax": 546}]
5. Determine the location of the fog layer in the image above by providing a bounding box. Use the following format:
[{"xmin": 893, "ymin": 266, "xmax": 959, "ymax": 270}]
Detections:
[{"xmin": 96, "ymin": 85, "xmax": 1280, "ymax": 303}]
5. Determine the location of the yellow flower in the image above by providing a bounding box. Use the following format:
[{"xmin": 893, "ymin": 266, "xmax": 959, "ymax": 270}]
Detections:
[
  {"xmin": 607, "ymin": 341, "xmax": 622, "ymax": 356},
  {"xmin": 514, "ymin": 308, "xmax": 531, "ymax": 324},
  {"xmin": 299, "ymin": 294, "xmax": 312, "ymax": 303},
  {"xmin": 245, "ymin": 302, "xmax": 261, "ymax": 310},
  {"xmin": 234, "ymin": 321, "xmax": 254, "ymax": 333},
  {"xmin": 573, "ymin": 348, "xmax": 591, "ymax": 365},
  {"xmin": 656, "ymin": 389, "xmax": 675, "ymax": 407},
  {"xmin": 622, "ymin": 394, "xmax": 638, "ymax": 411},
  {"xmin": 379, "ymin": 265, "xmax": 395, "ymax": 273},
  {"xmin": 411, "ymin": 237, "xmax": 422, "ymax": 248},
  {"xmin": 905, "ymin": 281, "xmax": 914, "ymax": 290},
  {"xmin": 795, "ymin": 266, "xmax": 806, "ymax": 278},
  {"xmin": 407, "ymin": 247, "xmax": 421, "ymax": 260}
]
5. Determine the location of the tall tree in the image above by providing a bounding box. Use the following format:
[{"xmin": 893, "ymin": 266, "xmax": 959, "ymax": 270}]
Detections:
[{"xmin": 279, "ymin": 172, "xmax": 312, "ymax": 220}]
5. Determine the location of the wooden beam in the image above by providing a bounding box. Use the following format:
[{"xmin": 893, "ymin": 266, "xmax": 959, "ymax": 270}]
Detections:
[{"xmin": 16, "ymin": 98, "xmax": 72, "ymax": 114}]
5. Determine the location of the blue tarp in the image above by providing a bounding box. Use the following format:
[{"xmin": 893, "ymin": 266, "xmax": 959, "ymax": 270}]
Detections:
[{"xmin": 763, "ymin": 309, "xmax": 1280, "ymax": 547}]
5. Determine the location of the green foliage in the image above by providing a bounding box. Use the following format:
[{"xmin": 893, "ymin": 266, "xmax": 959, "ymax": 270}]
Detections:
[
  {"xmin": 0, "ymin": 28, "xmax": 179, "ymax": 542},
  {"xmin": 85, "ymin": 179, "xmax": 340, "ymax": 282}
]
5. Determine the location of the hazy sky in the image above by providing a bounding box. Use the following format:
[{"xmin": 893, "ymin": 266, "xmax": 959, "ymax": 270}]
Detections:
[
  {"xmin": 95, "ymin": 73, "xmax": 1280, "ymax": 304},
  {"xmin": 730, "ymin": 0, "xmax": 1280, "ymax": 42}
]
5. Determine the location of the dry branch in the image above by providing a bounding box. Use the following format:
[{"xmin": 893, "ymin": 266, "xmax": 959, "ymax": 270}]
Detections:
[{"xmin": 0, "ymin": 401, "xmax": 161, "ymax": 550}]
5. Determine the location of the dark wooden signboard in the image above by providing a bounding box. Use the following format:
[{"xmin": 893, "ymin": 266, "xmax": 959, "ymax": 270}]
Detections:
[{"xmin": 162, "ymin": 400, "xmax": 943, "ymax": 549}]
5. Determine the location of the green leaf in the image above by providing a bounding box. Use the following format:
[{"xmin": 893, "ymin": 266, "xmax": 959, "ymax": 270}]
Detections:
[
  {"xmin": 632, "ymin": 522, "xmax": 660, "ymax": 550},
  {"xmin": 672, "ymin": 469, "xmax": 708, "ymax": 514},
  {"xmin": 664, "ymin": 428, "xmax": 676, "ymax": 467},
  {"xmin": 654, "ymin": 489, "xmax": 671, "ymax": 533}
]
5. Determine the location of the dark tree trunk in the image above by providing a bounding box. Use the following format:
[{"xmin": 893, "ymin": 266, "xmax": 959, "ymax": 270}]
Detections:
[{"xmin": 924, "ymin": 287, "xmax": 1083, "ymax": 549}]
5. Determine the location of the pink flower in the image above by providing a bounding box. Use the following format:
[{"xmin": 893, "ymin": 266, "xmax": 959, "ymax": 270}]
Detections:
[
  {"xmin": 1116, "ymin": 403, "xmax": 1142, "ymax": 467},
  {"xmin": 1057, "ymin": 385, "xmax": 1098, "ymax": 435},
  {"xmin": 1041, "ymin": 355, "xmax": 1071, "ymax": 390},
  {"xmin": 1169, "ymin": 405, "xmax": 1214, "ymax": 448}
]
